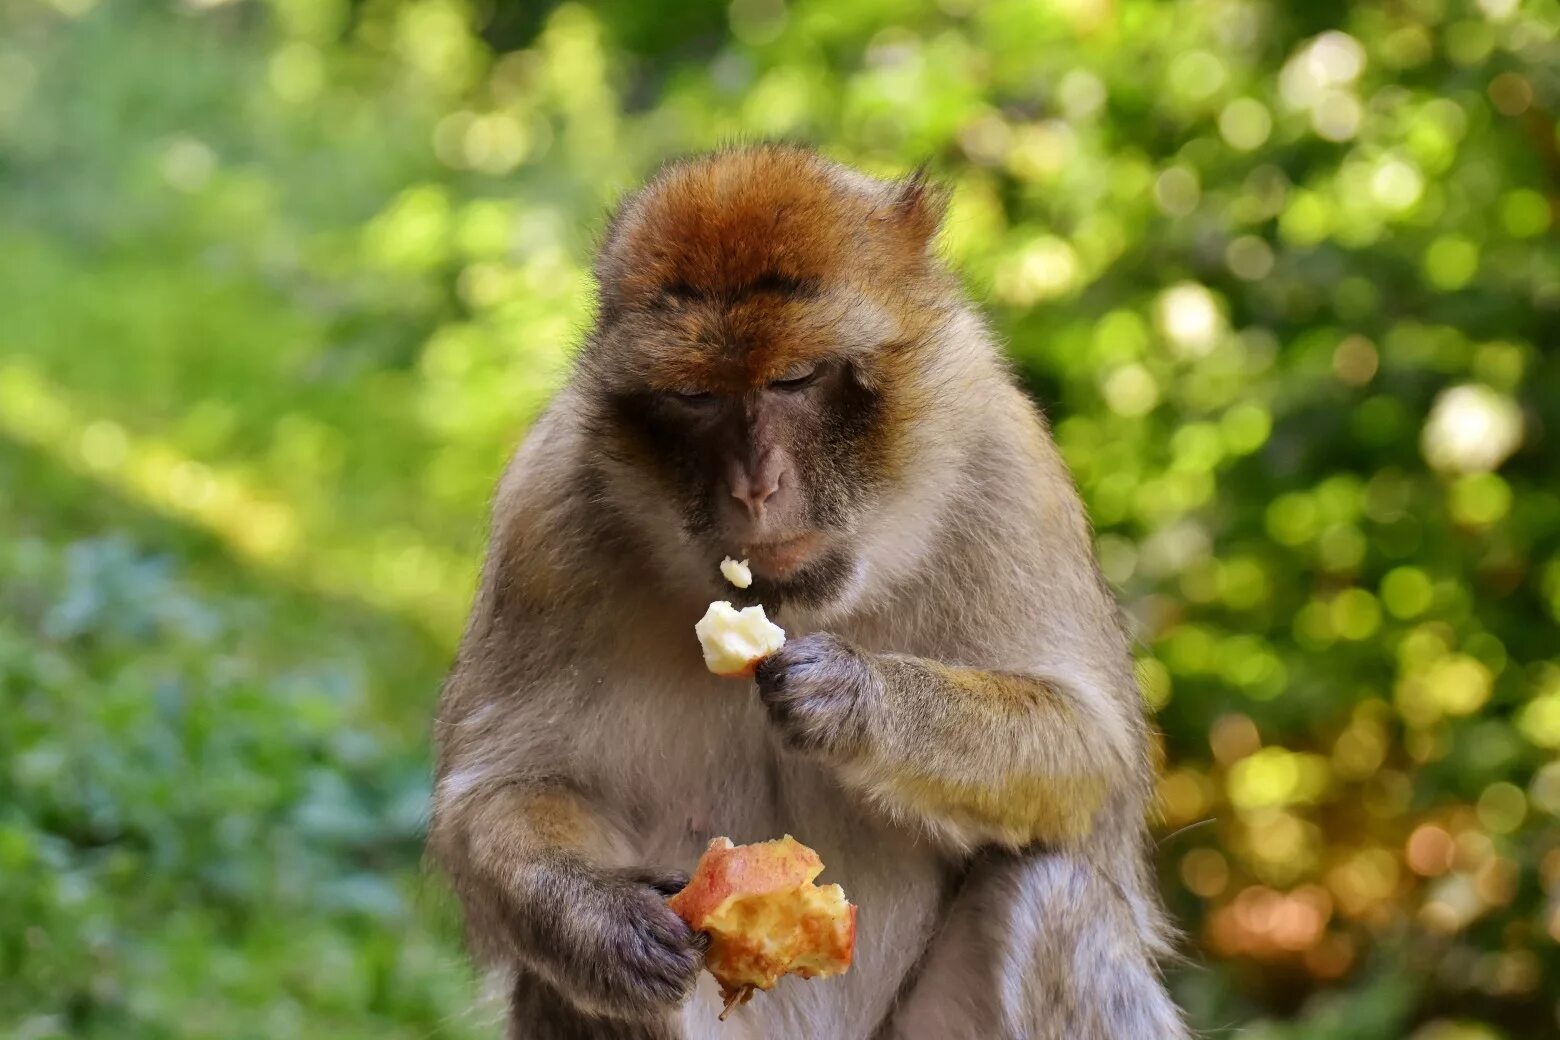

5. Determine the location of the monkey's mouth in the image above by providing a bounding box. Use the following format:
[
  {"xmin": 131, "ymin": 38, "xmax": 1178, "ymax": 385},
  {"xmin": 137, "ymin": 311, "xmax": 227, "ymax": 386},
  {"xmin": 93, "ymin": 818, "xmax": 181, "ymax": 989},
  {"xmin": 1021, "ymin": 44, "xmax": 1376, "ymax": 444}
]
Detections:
[{"xmin": 741, "ymin": 533, "xmax": 827, "ymax": 580}]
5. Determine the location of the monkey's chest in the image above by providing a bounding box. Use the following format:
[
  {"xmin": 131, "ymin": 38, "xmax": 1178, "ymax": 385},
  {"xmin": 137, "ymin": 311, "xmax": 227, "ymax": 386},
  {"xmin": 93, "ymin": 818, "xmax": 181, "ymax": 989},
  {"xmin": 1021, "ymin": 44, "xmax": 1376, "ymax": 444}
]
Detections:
[
  {"xmin": 578, "ymin": 670, "xmax": 900, "ymax": 856},
  {"xmin": 595, "ymin": 674, "xmax": 791, "ymax": 857}
]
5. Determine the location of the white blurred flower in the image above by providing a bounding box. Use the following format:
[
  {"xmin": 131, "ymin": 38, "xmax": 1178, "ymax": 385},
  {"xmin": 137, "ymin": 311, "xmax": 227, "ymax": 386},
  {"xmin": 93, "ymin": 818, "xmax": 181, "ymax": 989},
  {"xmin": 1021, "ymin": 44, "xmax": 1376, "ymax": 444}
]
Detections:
[{"xmin": 1421, "ymin": 384, "xmax": 1524, "ymax": 474}]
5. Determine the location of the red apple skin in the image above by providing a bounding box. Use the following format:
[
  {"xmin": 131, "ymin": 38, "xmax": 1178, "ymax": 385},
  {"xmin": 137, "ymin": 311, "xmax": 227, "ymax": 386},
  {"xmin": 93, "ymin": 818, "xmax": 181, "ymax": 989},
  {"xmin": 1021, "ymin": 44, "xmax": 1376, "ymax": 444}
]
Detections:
[
  {"xmin": 708, "ymin": 653, "xmax": 769, "ymax": 679},
  {"xmin": 666, "ymin": 837, "xmax": 821, "ymax": 926},
  {"xmin": 711, "ymin": 659, "xmax": 759, "ymax": 679}
]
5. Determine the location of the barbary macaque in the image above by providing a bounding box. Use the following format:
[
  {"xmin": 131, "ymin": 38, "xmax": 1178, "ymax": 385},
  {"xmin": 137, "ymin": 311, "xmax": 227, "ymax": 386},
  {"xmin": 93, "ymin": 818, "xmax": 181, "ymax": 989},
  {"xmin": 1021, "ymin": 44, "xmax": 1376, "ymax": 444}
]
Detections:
[{"xmin": 429, "ymin": 145, "xmax": 1186, "ymax": 1039}]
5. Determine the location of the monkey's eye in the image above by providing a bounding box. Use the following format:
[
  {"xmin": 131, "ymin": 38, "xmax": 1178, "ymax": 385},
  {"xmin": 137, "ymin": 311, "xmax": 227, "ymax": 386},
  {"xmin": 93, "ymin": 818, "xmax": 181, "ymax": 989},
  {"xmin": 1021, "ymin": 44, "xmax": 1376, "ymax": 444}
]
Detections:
[
  {"xmin": 770, "ymin": 362, "xmax": 822, "ymax": 392},
  {"xmin": 667, "ymin": 388, "xmax": 717, "ymax": 405}
]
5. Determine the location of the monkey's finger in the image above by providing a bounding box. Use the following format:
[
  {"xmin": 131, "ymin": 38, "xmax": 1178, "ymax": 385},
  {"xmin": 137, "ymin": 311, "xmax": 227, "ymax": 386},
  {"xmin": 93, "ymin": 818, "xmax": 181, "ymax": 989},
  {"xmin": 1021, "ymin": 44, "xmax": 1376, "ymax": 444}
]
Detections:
[
  {"xmin": 757, "ymin": 674, "xmax": 821, "ymax": 718},
  {"xmin": 627, "ymin": 868, "xmax": 692, "ymax": 897},
  {"xmin": 753, "ymin": 652, "xmax": 788, "ymax": 692},
  {"xmin": 760, "ymin": 696, "xmax": 820, "ymax": 750}
]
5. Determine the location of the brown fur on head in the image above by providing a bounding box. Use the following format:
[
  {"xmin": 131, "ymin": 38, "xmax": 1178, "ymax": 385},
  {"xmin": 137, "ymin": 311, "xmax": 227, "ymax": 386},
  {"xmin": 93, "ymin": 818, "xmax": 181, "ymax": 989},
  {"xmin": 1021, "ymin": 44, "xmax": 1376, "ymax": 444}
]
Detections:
[
  {"xmin": 590, "ymin": 146, "xmax": 948, "ymax": 389},
  {"xmin": 576, "ymin": 145, "xmax": 966, "ymax": 612}
]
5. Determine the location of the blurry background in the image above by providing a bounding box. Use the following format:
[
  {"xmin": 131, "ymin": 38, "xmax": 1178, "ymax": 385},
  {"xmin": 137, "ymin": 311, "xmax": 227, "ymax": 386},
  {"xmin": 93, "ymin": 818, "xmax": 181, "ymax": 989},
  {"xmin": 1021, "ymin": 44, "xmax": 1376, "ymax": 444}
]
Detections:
[{"xmin": 1, "ymin": 0, "xmax": 1556, "ymax": 1036}]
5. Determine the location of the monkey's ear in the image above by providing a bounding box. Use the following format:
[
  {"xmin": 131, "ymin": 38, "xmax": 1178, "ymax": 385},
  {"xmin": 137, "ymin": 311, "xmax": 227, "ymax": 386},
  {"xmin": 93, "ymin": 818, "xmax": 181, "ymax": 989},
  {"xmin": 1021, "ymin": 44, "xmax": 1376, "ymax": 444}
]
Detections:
[{"xmin": 881, "ymin": 165, "xmax": 949, "ymax": 252}]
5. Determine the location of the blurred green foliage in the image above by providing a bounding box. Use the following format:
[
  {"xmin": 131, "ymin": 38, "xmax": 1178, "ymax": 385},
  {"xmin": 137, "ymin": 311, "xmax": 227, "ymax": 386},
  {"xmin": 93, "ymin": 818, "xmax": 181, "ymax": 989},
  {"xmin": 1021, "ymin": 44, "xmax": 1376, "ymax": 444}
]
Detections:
[{"xmin": 1, "ymin": 0, "xmax": 1557, "ymax": 1036}]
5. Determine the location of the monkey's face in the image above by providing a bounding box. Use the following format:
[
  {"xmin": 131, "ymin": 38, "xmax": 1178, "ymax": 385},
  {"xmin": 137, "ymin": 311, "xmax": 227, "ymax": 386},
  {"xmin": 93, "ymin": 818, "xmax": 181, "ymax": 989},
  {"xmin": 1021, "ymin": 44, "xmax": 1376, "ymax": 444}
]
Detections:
[
  {"xmin": 581, "ymin": 149, "xmax": 948, "ymax": 611},
  {"xmin": 597, "ymin": 347, "xmax": 890, "ymax": 610}
]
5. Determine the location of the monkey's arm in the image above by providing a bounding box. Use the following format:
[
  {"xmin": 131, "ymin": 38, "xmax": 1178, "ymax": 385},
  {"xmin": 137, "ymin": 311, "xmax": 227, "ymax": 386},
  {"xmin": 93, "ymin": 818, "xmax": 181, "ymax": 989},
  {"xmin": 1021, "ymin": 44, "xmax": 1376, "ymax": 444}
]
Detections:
[
  {"xmin": 425, "ymin": 426, "xmax": 707, "ymax": 1018},
  {"xmin": 754, "ymin": 634, "xmax": 1141, "ymax": 851},
  {"xmin": 428, "ymin": 628, "xmax": 706, "ymax": 1018}
]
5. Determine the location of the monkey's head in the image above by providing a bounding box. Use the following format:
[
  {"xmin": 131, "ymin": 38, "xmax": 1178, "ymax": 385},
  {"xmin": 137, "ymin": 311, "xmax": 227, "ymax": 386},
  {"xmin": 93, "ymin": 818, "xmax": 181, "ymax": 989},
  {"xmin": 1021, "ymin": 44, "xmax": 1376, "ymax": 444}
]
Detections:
[{"xmin": 579, "ymin": 146, "xmax": 967, "ymax": 614}]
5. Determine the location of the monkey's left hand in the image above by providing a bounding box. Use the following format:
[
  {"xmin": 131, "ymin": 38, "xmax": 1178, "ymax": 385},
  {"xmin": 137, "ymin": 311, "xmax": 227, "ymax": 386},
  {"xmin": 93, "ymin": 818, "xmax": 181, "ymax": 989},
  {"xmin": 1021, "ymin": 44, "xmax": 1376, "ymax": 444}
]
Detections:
[{"xmin": 753, "ymin": 633, "xmax": 877, "ymax": 759}]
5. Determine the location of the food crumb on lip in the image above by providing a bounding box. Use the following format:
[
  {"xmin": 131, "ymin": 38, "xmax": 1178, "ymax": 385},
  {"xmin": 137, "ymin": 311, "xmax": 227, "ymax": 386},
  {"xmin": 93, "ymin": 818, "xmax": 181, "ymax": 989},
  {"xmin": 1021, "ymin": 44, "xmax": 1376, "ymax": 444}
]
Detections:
[{"xmin": 719, "ymin": 556, "xmax": 753, "ymax": 589}]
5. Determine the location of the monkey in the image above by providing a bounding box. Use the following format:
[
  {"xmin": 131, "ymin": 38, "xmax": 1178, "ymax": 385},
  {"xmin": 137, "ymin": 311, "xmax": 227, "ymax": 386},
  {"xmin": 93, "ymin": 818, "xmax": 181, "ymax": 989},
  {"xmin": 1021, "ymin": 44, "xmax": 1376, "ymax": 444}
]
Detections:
[{"xmin": 428, "ymin": 144, "xmax": 1187, "ymax": 1040}]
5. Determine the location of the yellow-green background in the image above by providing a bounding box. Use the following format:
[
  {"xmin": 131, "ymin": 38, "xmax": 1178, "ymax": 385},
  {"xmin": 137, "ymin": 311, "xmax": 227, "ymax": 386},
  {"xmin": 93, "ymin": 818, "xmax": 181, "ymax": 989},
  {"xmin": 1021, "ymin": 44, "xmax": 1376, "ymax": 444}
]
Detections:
[{"xmin": 2, "ymin": 0, "xmax": 1557, "ymax": 1036}]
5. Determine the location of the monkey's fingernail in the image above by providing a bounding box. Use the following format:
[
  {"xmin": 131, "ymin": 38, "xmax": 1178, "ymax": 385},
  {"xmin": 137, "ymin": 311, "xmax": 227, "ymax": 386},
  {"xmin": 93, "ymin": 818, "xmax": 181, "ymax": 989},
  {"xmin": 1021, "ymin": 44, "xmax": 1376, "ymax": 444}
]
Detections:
[{"xmin": 649, "ymin": 872, "xmax": 690, "ymax": 896}]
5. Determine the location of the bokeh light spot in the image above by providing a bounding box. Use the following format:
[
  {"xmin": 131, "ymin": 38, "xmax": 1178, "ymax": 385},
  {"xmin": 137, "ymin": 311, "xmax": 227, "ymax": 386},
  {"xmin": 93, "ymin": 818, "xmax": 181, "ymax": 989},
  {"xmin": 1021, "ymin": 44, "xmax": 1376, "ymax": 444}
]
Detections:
[
  {"xmin": 1406, "ymin": 825, "xmax": 1456, "ymax": 876},
  {"xmin": 1475, "ymin": 782, "xmax": 1525, "ymax": 834},
  {"xmin": 1422, "ymin": 235, "xmax": 1479, "ymax": 291},
  {"xmin": 1332, "ymin": 335, "xmax": 1378, "ymax": 385},
  {"xmin": 1100, "ymin": 363, "xmax": 1159, "ymax": 417},
  {"xmin": 1210, "ymin": 713, "xmax": 1261, "ymax": 766},
  {"xmin": 1181, "ymin": 848, "xmax": 1229, "ymax": 898},
  {"xmin": 1156, "ymin": 283, "xmax": 1224, "ymax": 357},
  {"xmin": 1381, "ymin": 567, "xmax": 1434, "ymax": 618},
  {"xmin": 1225, "ymin": 235, "xmax": 1274, "ymax": 280},
  {"xmin": 1153, "ymin": 167, "xmax": 1201, "ymax": 218},
  {"xmin": 1421, "ymin": 384, "xmax": 1523, "ymax": 474},
  {"xmin": 1498, "ymin": 188, "xmax": 1550, "ymax": 237},
  {"xmin": 1219, "ymin": 98, "xmax": 1271, "ymax": 151}
]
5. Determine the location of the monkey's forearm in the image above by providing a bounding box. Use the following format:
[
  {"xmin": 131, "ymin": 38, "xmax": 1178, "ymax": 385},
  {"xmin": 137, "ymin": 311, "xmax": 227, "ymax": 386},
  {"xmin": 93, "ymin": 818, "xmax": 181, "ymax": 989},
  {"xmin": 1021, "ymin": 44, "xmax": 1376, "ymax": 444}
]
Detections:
[
  {"xmin": 861, "ymin": 655, "xmax": 1131, "ymax": 848},
  {"xmin": 428, "ymin": 781, "xmax": 704, "ymax": 1019},
  {"xmin": 756, "ymin": 636, "xmax": 1139, "ymax": 851},
  {"xmin": 429, "ymin": 782, "xmax": 620, "ymax": 960}
]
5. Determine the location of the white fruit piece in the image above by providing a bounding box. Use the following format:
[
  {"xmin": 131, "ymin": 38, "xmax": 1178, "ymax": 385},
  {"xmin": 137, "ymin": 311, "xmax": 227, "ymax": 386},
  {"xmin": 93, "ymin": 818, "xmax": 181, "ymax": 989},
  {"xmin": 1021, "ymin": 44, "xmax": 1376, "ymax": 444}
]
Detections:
[
  {"xmin": 695, "ymin": 601, "xmax": 785, "ymax": 677},
  {"xmin": 720, "ymin": 556, "xmax": 753, "ymax": 589}
]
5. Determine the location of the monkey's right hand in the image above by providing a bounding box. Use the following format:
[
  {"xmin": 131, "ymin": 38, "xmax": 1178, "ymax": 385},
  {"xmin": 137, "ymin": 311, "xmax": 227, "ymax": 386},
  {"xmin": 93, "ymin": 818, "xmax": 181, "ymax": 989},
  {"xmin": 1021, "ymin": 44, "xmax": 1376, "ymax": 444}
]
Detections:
[{"xmin": 537, "ymin": 867, "xmax": 709, "ymax": 1020}]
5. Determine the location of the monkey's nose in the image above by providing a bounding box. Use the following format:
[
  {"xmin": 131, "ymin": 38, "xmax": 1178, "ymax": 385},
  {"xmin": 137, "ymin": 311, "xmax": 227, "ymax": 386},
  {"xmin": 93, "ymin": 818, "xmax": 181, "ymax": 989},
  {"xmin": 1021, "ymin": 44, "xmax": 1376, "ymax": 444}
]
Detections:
[{"xmin": 730, "ymin": 470, "xmax": 781, "ymax": 522}]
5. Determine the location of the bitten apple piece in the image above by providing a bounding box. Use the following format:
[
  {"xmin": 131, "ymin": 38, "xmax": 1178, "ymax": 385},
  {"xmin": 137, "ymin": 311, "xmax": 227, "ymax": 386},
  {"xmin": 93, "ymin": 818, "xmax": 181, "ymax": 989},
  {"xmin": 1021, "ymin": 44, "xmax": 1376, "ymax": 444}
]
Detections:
[
  {"xmin": 666, "ymin": 836, "xmax": 857, "ymax": 1014},
  {"xmin": 695, "ymin": 601, "xmax": 785, "ymax": 677}
]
